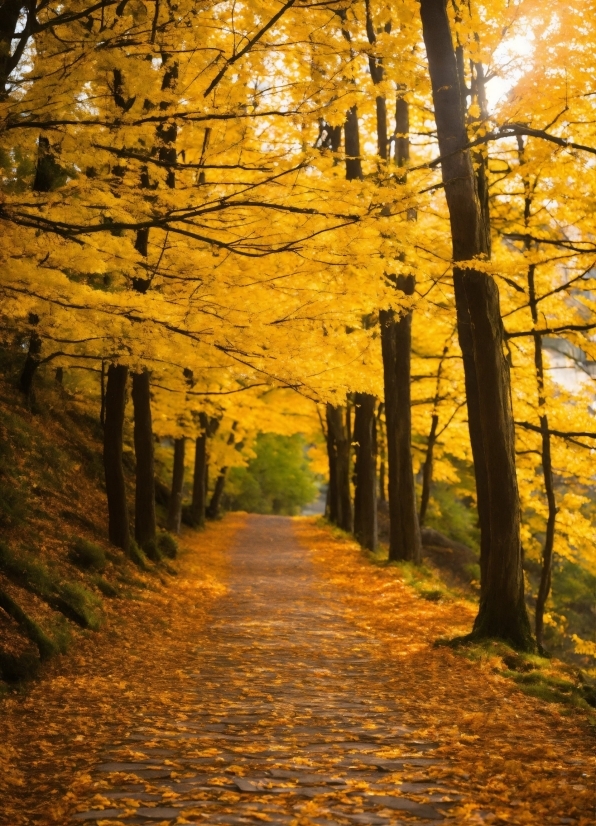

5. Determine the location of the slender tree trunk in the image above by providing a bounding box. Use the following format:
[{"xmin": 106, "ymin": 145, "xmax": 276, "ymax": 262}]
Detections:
[
  {"xmin": 131, "ymin": 370, "xmax": 156, "ymax": 548},
  {"xmin": 325, "ymin": 406, "xmax": 339, "ymax": 523},
  {"xmin": 100, "ymin": 360, "xmax": 106, "ymax": 427},
  {"xmin": 167, "ymin": 437, "xmax": 185, "ymax": 534},
  {"xmin": 419, "ymin": 0, "xmax": 532, "ymax": 648},
  {"xmin": 19, "ymin": 332, "xmax": 42, "ymax": 404},
  {"xmin": 419, "ymin": 413, "xmax": 438, "ymax": 527},
  {"xmin": 344, "ymin": 106, "xmax": 362, "ymax": 180},
  {"xmin": 343, "ymin": 100, "xmax": 377, "ymax": 544},
  {"xmin": 103, "ymin": 364, "xmax": 130, "ymax": 551},
  {"xmin": 380, "ymin": 290, "xmax": 422, "ymax": 563},
  {"xmin": 326, "ymin": 403, "xmax": 352, "ymax": 532},
  {"xmin": 207, "ymin": 470, "xmax": 227, "ymax": 519},
  {"xmin": 527, "ymin": 263, "xmax": 557, "ymax": 650},
  {"xmin": 377, "ymin": 403, "xmax": 386, "ymax": 503},
  {"xmin": 190, "ymin": 414, "xmax": 208, "ymax": 528},
  {"xmin": 419, "ymin": 343, "xmax": 449, "ymax": 527},
  {"xmin": 353, "ymin": 393, "xmax": 378, "ymax": 551}
]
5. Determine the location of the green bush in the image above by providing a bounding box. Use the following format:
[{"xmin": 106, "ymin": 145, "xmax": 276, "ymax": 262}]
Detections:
[
  {"xmin": 425, "ymin": 480, "xmax": 480, "ymax": 551},
  {"xmin": 157, "ymin": 532, "xmax": 178, "ymax": 559},
  {"xmin": 0, "ymin": 542, "xmax": 54, "ymax": 595},
  {"xmin": 224, "ymin": 432, "xmax": 318, "ymax": 515},
  {"xmin": 57, "ymin": 582, "xmax": 101, "ymax": 630},
  {"xmin": 69, "ymin": 538, "xmax": 106, "ymax": 572},
  {"xmin": 93, "ymin": 576, "xmax": 118, "ymax": 598}
]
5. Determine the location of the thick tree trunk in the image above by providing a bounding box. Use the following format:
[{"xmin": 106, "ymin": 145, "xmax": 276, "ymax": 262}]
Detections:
[
  {"xmin": 380, "ymin": 289, "xmax": 422, "ymax": 563},
  {"xmin": 103, "ymin": 364, "xmax": 130, "ymax": 551},
  {"xmin": 326, "ymin": 403, "xmax": 352, "ymax": 532},
  {"xmin": 166, "ymin": 437, "xmax": 185, "ymax": 534},
  {"xmin": 190, "ymin": 413, "xmax": 209, "ymax": 528},
  {"xmin": 131, "ymin": 370, "xmax": 156, "ymax": 548},
  {"xmin": 207, "ymin": 470, "xmax": 226, "ymax": 519},
  {"xmin": 419, "ymin": 0, "xmax": 532, "ymax": 648},
  {"xmin": 353, "ymin": 393, "xmax": 378, "ymax": 551}
]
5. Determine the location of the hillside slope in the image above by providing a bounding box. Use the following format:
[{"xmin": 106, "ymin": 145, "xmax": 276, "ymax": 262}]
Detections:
[{"xmin": 0, "ymin": 352, "xmax": 177, "ymax": 688}]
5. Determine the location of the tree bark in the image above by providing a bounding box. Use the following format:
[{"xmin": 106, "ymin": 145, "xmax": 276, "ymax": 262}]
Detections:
[
  {"xmin": 526, "ymin": 263, "xmax": 557, "ymax": 650},
  {"xmin": 377, "ymin": 403, "xmax": 386, "ymax": 503},
  {"xmin": 326, "ymin": 403, "xmax": 352, "ymax": 532},
  {"xmin": 19, "ymin": 331, "xmax": 42, "ymax": 404},
  {"xmin": 344, "ymin": 105, "xmax": 362, "ymax": 181},
  {"xmin": 100, "ymin": 360, "xmax": 106, "ymax": 426},
  {"xmin": 419, "ymin": 413, "xmax": 438, "ymax": 527},
  {"xmin": 131, "ymin": 370, "xmax": 156, "ymax": 548},
  {"xmin": 207, "ymin": 470, "xmax": 227, "ymax": 519},
  {"xmin": 325, "ymin": 407, "xmax": 339, "ymax": 524},
  {"xmin": 190, "ymin": 413, "xmax": 209, "ymax": 528},
  {"xmin": 103, "ymin": 364, "xmax": 130, "ymax": 551},
  {"xmin": 353, "ymin": 393, "xmax": 378, "ymax": 550},
  {"xmin": 380, "ymin": 285, "xmax": 422, "ymax": 563},
  {"xmin": 166, "ymin": 437, "xmax": 185, "ymax": 534},
  {"xmin": 419, "ymin": 0, "xmax": 532, "ymax": 648}
]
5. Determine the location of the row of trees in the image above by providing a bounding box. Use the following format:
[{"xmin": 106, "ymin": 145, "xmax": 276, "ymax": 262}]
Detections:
[{"xmin": 1, "ymin": 0, "xmax": 595, "ymax": 653}]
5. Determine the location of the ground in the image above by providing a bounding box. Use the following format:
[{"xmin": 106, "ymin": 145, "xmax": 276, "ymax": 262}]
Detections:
[{"xmin": 0, "ymin": 515, "xmax": 593, "ymax": 826}]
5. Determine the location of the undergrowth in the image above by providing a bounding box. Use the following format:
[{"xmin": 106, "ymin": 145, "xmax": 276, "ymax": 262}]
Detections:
[{"xmin": 0, "ymin": 351, "xmax": 184, "ymax": 690}]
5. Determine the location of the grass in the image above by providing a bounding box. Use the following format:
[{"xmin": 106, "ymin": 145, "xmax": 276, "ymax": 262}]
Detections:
[
  {"xmin": 0, "ymin": 587, "xmax": 57, "ymax": 661},
  {"xmin": 0, "ymin": 542, "xmax": 102, "ymax": 630},
  {"xmin": 449, "ymin": 638, "xmax": 596, "ymax": 716},
  {"xmin": 69, "ymin": 538, "xmax": 106, "ymax": 572}
]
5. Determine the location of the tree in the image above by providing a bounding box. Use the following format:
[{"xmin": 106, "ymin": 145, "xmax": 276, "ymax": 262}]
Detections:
[
  {"xmin": 103, "ymin": 364, "xmax": 129, "ymax": 551},
  {"xmin": 419, "ymin": 0, "xmax": 532, "ymax": 649}
]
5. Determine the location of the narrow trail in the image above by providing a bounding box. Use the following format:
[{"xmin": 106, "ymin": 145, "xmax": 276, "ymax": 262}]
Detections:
[{"xmin": 72, "ymin": 516, "xmax": 459, "ymax": 825}]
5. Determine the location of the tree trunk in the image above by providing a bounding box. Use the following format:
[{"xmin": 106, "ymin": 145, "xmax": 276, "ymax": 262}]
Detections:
[
  {"xmin": 20, "ymin": 331, "xmax": 42, "ymax": 404},
  {"xmin": 377, "ymin": 403, "xmax": 386, "ymax": 503},
  {"xmin": 353, "ymin": 393, "xmax": 378, "ymax": 551},
  {"xmin": 326, "ymin": 403, "xmax": 352, "ymax": 532},
  {"xmin": 344, "ymin": 105, "xmax": 362, "ymax": 181},
  {"xmin": 103, "ymin": 364, "xmax": 130, "ymax": 551},
  {"xmin": 325, "ymin": 407, "xmax": 339, "ymax": 523},
  {"xmin": 166, "ymin": 437, "xmax": 185, "ymax": 534},
  {"xmin": 131, "ymin": 370, "xmax": 156, "ymax": 548},
  {"xmin": 526, "ymin": 263, "xmax": 557, "ymax": 650},
  {"xmin": 190, "ymin": 415, "xmax": 208, "ymax": 528},
  {"xmin": 207, "ymin": 470, "xmax": 226, "ymax": 519},
  {"xmin": 419, "ymin": 0, "xmax": 532, "ymax": 649},
  {"xmin": 100, "ymin": 360, "xmax": 106, "ymax": 427},
  {"xmin": 419, "ymin": 413, "xmax": 438, "ymax": 527},
  {"xmin": 380, "ymin": 290, "xmax": 422, "ymax": 563}
]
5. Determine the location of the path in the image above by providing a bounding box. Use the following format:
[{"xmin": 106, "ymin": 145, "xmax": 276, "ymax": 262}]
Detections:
[{"xmin": 71, "ymin": 516, "xmax": 462, "ymax": 825}]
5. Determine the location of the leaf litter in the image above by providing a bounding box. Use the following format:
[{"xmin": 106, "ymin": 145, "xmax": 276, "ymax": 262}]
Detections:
[{"xmin": 0, "ymin": 513, "xmax": 593, "ymax": 826}]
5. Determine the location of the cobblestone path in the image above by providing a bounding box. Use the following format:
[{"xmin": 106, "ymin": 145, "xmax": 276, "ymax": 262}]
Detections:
[{"xmin": 72, "ymin": 516, "xmax": 463, "ymax": 825}]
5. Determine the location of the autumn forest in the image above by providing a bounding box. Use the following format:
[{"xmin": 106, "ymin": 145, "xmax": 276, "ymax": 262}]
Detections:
[{"xmin": 0, "ymin": 0, "xmax": 594, "ymax": 823}]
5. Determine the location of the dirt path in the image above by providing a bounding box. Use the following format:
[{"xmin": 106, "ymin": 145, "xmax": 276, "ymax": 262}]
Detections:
[{"xmin": 69, "ymin": 516, "xmax": 462, "ymax": 825}]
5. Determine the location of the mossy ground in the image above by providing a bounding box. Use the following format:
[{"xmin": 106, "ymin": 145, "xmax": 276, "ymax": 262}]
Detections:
[{"xmin": 0, "ymin": 349, "xmax": 182, "ymax": 689}]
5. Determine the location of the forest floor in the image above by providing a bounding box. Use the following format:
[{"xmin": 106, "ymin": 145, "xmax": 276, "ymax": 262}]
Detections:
[{"xmin": 0, "ymin": 514, "xmax": 593, "ymax": 826}]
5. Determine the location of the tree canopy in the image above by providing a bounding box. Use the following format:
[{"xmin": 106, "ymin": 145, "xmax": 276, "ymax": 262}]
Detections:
[{"xmin": 1, "ymin": 0, "xmax": 595, "ymax": 656}]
